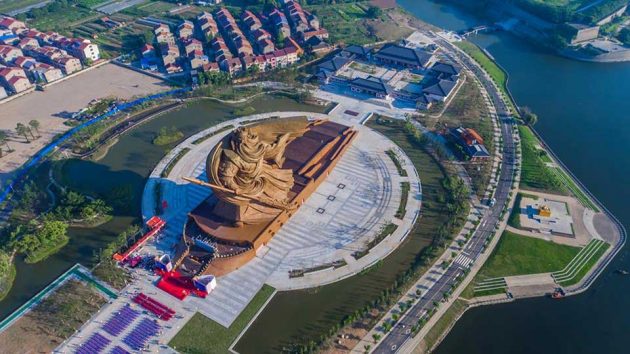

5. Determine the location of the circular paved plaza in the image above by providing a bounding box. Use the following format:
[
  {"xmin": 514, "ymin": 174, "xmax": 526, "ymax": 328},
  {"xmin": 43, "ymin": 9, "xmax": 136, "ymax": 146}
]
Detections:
[{"xmin": 140, "ymin": 111, "xmax": 421, "ymax": 327}]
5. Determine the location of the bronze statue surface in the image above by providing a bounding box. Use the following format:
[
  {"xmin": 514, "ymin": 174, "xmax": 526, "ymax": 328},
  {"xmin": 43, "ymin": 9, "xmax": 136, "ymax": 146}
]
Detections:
[{"xmin": 206, "ymin": 118, "xmax": 310, "ymax": 223}]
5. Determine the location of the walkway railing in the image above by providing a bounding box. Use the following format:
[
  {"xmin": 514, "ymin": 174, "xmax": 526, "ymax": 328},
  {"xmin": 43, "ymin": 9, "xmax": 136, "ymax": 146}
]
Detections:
[{"xmin": 0, "ymin": 87, "xmax": 190, "ymax": 205}]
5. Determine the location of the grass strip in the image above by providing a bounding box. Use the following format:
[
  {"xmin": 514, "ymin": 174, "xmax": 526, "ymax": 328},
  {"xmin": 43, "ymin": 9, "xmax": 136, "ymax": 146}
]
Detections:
[
  {"xmin": 191, "ymin": 125, "xmax": 234, "ymax": 145},
  {"xmin": 396, "ymin": 182, "xmax": 410, "ymax": 219},
  {"xmin": 422, "ymin": 299, "xmax": 468, "ymax": 351},
  {"xmin": 558, "ymin": 242, "xmax": 609, "ymax": 287},
  {"xmin": 169, "ymin": 285, "xmax": 275, "ymax": 354},
  {"xmin": 386, "ymin": 149, "xmax": 408, "ymax": 177},
  {"xmin": 161, "ymin": 147, "xmax": 191, "ymax": 178}
]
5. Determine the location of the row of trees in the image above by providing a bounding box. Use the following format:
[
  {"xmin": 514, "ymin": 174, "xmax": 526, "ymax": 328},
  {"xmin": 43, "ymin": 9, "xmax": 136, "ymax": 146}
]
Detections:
[
  {"xmin": 0, "ymin": 120, "xmax": 41, "ymax": 157},
  {"xmin": 289, "ymin": 119, "xmax": 471, "ymax": 353}
]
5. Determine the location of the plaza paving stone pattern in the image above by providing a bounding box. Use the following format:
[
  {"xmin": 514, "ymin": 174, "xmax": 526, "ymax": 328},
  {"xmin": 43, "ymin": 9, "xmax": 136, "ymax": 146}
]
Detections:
[{"xmin": 138, "ymin": 112, "xmax": 420, "ymax": 329}]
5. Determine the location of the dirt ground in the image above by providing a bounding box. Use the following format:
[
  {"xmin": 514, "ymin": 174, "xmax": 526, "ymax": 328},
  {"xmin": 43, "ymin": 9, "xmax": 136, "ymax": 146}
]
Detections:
[
  {"xmin": 320, "ymin": 310, "xmax": 380, "ymax": 354},
  {"xmin": 0, "ymin": 279, "xmax": 107, "ymax": 354},
  {"xmin": 0, "ymin": 63, "xmax": 169, "ymax": 176}
]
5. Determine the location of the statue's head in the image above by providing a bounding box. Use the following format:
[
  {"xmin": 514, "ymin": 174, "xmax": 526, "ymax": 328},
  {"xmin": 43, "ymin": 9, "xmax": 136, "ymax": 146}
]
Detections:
[{"xmin": 234, "ymin": 127, "xmax": 258, "ymax": 145}]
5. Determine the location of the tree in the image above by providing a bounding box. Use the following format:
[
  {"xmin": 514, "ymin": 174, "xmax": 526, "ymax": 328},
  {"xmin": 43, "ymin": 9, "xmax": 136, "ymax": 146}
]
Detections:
[
  {"xmin": 15, "ymin": 123, "xmax": 30, "ymax": 142},
  {"xmin": 521, "ymin": 106, "xmax": 538, "ymax": 125},
  {"xmin": 0, "ymin": 130, "xmax": 11, "ymax": 156},
  {"xmin": 366, "ymin": 6, "xmax": 383, "ymax": 19},
  {"xmin": 29, "ymin": 119, "xmax": 41, "ymax": 138},
  {"xmin": 276, "ymin": 31, "xmax": 286, "ymax": 48},
  {"xmin": 36, "ymin": 220, "xmax": 69, "ymax": 245}
]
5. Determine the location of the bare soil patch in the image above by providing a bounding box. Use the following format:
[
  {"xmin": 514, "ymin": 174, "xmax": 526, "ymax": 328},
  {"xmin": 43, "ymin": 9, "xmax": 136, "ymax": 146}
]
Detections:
[{"xmin": 0, "ymin": 279, "xmax": 107, "ymax": 353}]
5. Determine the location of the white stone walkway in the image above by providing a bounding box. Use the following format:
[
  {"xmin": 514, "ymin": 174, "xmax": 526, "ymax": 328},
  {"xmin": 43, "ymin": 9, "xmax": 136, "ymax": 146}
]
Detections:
[{"xmin": 137, "ymin": 111, "xmax": 421, "ymax": 329}]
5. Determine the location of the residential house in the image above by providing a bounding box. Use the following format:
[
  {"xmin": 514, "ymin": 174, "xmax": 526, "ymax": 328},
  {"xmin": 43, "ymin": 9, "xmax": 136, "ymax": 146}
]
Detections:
[
  {"xmin": 284, "ymin": 1, "xmax": 309, "ymax": 33},
  {"xmin": 300, "ymin": 28, "xmax": 328, "ymax": 43},
  {"xmin": 189, "ymin": 52, "xmax": 209, "ymax": 70},
  {"xmin": 0, "ymin": 44, "xmax": 22, "ymax": 64},
  {"xmin": 0, "ymin": 32, "xmax": 18, "ymax": 45},
  {"xmin": 242, "ymin": 10, "xmax": 262, "ymax": 32},
  {"xmin": 17, "ymin": 37, "xmax": 39, "ymax": 49},
  {"xmin": 269, "ymin": 8, "xmax": 291, "ymax": 39},
  {"xmin": 0, "ymin": 66, "xmax": 31, "ymax": 93},
  {"xmin": 178, "ymin": 20, "xmax": 195, "ymax": 40},
  {"xmin": 141, "ymin": 44, "xmax": 155, "ymax": 57},
  {"xmin": 197, "ymin": 12, "xmax": 219, "ymax": 41},
  {"xmin": 201, "ymin": 61, "xmax": 220, "ymax": 72},
  {"xmin": 184, "ymin": 38, "xmax": 203, "ymax": 56},
  {"xmin": 448, "ymin": 127, "xmax": 490, "ymax": 161},
  {"xmin": 257, "ymin": 38, "xmax": 275, "ymax": 54},
  {"xmin": 251, "ymin": 28, "xmax": 272, "ymax": 42},
  {"xmin": 253, "ymin": 55, "xmax": 267, "ymax": 72},
  {"xmin": 211, "ymin": 36, "xmax": 232, "ymax": 61},
  {"xmin": 240, "ymin": 55, "xmax": 255, "ymax": 72},
  {"xmin": 66, "ymin": 39, "xmax": 100, "ymax": 62},
  {"xmin": 307, "ymin": 36, "xmax": 332, "ymax": 54},
  {"xmin": 52, "ymin": 56, "xmax": 82, "ymax": 74},
  {"xmin": 220, "ymin": 57, "xmax": 243, "ymax": 75},
  {"xmin": 0, "ymin": 17, "xmax": 26, "ymax": 32},
  {"xmin": 30, "ymin": 63, "xmax": 63, "ymax": 83},
  {"xmin": 165, "ymin": 63, "xmax": 183, "ymax": 74},
  {"xmin": 284, "ymin": 37, "xmax": 303, "ymax": 56},
  {"xmin": 13, "ymin": 56, "xmax": 37, "ymax": 70}
]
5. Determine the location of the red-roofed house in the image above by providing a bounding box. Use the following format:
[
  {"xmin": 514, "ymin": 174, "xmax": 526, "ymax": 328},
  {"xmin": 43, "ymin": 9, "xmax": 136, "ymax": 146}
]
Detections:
[
  {"xmin": 220, "ymin": 57, "xmax": 243, "ymax": 76},
  {"xmin": 0, "ymin": 66, "xmax": 31, "ymax": 93},
  {"xmin": 17, "ymin": 37, "xmax": 39, "ymax": 49},
  {"xmin": 52, "ymin": 56, "xmax": 82, "ymax": 74},
  {"xmin": 0, "ymin": 45, "xmax": 22, "ymax": 64},
  {"xmin": 32, "ymin": 63, "xmax": 63, "ymax": 83},
  {"xmin": 257, "ymin": 38, "xmax": 275, "ymax": 54},
  {"xmin": 0, "ymin": 17, "xmax": 26, "ymax": 31}
]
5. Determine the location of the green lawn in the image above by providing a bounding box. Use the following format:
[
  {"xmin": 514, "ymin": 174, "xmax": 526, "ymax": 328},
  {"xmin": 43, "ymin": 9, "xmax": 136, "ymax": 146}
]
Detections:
[
  {"xmin": 554, "ymin": 240, "xmax": 609, "ymax": 287},
  {"xmin": 169, "ymin": 285, "xmax": 275, "ymax": 354},
  {"xmin": 422, "ymin": 299, "xmax": 468, "ymax": 350},
  {"xmin": 518, "ymin": 126, "xmax": 565, "ymax": 193},
  {"xmin": 0, "ymin": 262, "xmax": 16, "ymax": 302},
  {"xmin": 0, "ymin": 0, "xmax": 44, "ymax": 14},
  {"xmin": 551, "ymin": 167, "xmax": 600, "ymax": 211},
  {"xmin": 476, "ymin": 231, "xmax": 581, "ymax": 279},
  {"xmin": 306, "ymin": 3, "xmax": 375, "ymax": 45},
  {"xmin": 29, "ymin": 6, "xmax": 98, "ymax": 32},
  {"xmin": 385, "ymin": 150, "xmax": 408, "ymax": 177}
]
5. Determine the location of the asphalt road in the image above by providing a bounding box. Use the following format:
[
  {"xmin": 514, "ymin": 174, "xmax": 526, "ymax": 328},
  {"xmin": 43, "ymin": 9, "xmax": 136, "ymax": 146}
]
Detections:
[{"xmin": 373, "ymin": 35, "xmax": 517, "ymax": 353}]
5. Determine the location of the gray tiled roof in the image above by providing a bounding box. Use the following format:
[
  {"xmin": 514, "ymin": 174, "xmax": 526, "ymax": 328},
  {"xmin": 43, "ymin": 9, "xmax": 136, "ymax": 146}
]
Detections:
[
  {"xmin": 374, "ymin": 44, "xmax": 432, "ymax": 67},
  {"xmin": 349, "ymin": 76, "xmax": 393, "ymax": 95},
  {"xmin": 422, "ymin": 79, "xmax": 456, "ymax": 98}
]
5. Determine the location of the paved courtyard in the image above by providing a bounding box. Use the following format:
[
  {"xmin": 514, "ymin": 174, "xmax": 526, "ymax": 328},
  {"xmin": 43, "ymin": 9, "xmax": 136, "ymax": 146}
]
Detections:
[{"xmin": 135, "ymin": 111, "xmax": 421, "ymax": 329}]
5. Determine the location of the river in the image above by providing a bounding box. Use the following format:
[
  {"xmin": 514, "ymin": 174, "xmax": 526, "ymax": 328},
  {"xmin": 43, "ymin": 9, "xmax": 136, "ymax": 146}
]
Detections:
[{"xmin": 396, "ymin": 0, "xmax": 630, "ymax": 353}]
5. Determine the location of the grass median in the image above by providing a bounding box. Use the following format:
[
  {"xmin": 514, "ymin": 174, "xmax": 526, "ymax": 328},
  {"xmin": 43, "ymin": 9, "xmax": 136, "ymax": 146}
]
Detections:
[{"xmin": 169, "ymin": 284, "xmax": 275, "ymax": 354}]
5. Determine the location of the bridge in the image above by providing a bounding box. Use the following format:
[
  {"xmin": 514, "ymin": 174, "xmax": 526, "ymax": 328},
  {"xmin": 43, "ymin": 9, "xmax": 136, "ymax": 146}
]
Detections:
[{"xmin": 458, "ymin": 25, "xmax": 494, "ymax": 38}]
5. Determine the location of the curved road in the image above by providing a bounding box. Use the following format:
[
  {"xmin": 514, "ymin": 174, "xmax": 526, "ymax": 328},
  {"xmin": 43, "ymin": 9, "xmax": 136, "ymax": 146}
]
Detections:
[{"xmin": 373, "ymin": 33, "xmax": 517, "ymax": 353}]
